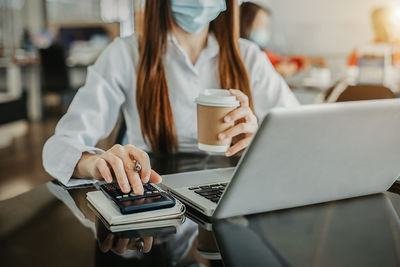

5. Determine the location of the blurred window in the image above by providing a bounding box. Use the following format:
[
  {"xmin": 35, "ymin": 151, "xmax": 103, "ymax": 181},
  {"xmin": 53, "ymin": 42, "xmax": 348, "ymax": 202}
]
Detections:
[
  {"xmin": 45, "ymin": 0, "xmax": 134, "ymax": 37},
  {"xmin": 46, "ymin": 0, "xmax": 101, "ymax": 23}
]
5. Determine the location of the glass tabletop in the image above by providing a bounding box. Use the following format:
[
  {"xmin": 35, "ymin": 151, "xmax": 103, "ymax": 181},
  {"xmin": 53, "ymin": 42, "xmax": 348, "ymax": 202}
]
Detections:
[
  {"xmin": 0, "ymin": 153, "xmax": 399, "ymax": 267},
  {"xmin": 214, "ymin": 192, "xmax": 400, "ymax": 267}
]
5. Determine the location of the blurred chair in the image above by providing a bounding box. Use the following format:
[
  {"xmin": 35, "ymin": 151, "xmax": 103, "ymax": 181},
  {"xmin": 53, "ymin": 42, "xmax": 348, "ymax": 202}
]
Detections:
[
  {"xmin": 39, "ymin": 43, "xmax": 70, "ymax": 94},
  {"xmin": 336, "ymin": 85, "xmax": 396, "ymax": 102},
  {"xmin": 39, "ymin": 43, "xmax": 72, "ymax": 113},
  {"xmin": 324, "ymin": 83, "xmax": 396, "ymax": 103}
]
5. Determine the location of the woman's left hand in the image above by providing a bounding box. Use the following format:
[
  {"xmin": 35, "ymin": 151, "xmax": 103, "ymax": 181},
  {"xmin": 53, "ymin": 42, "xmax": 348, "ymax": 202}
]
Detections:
[{"xmin": 218, "ymin": 89, "xmax": 258, "ymax": 157}]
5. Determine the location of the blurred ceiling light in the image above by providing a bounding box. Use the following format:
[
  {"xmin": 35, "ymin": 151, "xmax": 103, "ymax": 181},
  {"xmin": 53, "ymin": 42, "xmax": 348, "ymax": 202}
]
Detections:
[{"xmin": 395, "ymin": 7, "xmax": 400, "ymax": 21}]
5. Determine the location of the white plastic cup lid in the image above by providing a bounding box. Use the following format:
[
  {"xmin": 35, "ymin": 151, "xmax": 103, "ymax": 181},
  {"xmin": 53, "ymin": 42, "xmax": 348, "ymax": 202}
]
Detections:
[{"xmin": 195, "ymin": 89, "xmax": 240, "ymax": 107}]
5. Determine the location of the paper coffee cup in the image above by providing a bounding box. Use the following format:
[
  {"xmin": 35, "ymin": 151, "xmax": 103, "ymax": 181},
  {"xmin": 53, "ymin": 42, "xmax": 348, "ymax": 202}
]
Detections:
[{"xmin": 195, "ymin": 89, "xmax": 240, "ymax": 152}]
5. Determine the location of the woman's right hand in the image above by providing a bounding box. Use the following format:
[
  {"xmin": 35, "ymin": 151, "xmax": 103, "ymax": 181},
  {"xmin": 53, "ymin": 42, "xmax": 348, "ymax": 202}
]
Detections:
[
  {"xmin": 73, "ymin": 144, "xmax": 162, "ymax": 194},
  {"xmin": 99, "ymin": 234, "xmax": 153, "ymax": 254}
]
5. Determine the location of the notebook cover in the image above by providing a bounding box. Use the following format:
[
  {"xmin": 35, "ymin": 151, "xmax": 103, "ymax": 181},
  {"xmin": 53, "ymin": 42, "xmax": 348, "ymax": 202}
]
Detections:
[{"xmin": 86, "ymin": 190, "xmax": 185, "ymax": 226}]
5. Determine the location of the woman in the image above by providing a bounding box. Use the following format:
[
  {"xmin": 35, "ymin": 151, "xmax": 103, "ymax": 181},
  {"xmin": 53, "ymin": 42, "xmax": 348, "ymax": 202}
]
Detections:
[
  {"xmin": 240, "ymin": 2, "xmax": 326, "ymax": 77},
  {"xmin": 43, "ymin": 0, "xmax": 299, "ymax": 195},
  {"xmin": 348, "ymin": 7, "xmax": 400, "ymax": 67}
]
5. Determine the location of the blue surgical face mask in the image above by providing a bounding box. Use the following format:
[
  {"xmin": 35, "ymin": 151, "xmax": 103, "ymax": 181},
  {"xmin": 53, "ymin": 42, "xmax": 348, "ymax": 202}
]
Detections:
[
  {"xmin": 171, "ymin": 0, "xmax": 227, "ymax": 34},
  {"xmin": 249, "ymin": 28, "xmax": 271, "ymax": 49}
]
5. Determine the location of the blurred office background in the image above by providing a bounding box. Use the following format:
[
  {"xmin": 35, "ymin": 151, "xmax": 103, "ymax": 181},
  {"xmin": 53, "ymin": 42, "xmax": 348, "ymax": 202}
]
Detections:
[{"xmin": 1, "ymin": 0, "xmax": 400, "ymax": 200}]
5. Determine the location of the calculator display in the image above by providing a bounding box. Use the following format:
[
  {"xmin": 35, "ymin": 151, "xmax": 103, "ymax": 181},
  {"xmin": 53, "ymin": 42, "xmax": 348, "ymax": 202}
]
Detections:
[{"xmin": 120, "ymin": 195, "xmax": 164, "ymax": 208}]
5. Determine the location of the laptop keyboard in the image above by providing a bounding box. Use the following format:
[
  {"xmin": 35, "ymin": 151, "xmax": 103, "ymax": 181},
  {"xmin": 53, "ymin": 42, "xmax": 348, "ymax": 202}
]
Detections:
[{"xmin": 188, "ymin": 183, "xmax": 228, "ymax": 203}]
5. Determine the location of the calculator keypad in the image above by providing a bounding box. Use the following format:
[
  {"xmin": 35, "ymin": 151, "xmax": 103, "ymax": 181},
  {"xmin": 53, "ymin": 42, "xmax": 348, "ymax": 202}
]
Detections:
[{"xmin": 100, "ymin": 182, "xmax": 161, "ymax": 202}]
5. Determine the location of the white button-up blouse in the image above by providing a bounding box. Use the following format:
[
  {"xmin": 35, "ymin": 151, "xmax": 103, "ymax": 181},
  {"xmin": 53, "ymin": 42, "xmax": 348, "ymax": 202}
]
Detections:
[{"xmin": 43, "ymin": 33, "xmax": 299, "ymax": 185}]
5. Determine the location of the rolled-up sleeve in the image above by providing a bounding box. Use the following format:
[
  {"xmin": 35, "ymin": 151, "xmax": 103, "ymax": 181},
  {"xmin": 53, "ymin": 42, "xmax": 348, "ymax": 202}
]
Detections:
[
  {"xmin": 240, "ymin": 39, "xmax": 299, "ymax": 120},
  {"xmin": 43, "ymin": 38, "xmax": 134, "ymax": 185}
]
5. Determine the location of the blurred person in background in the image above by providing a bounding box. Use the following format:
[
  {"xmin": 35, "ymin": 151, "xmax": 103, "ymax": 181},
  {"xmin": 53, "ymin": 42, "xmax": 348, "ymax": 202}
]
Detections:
[
  {"xmin": 323, "ymin": 6, "xmax": 400, "ymax": 103},
  {"xmin": 348, "ymin": 6, "xmax": 400, "ymax": 67},
  {"xmin": 240, "ymin": 1, "xmax": 326, "ymax": 77}
]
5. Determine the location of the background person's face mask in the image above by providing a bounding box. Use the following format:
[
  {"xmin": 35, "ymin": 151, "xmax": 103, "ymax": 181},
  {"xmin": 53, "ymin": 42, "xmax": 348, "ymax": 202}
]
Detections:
[
  {"xmin": 249, "ymin": 28, "xmax": 271, "ymax": 49},
  {"xmin": 171, "ymin": 0, "xmax": 227, "ymax": 34}
]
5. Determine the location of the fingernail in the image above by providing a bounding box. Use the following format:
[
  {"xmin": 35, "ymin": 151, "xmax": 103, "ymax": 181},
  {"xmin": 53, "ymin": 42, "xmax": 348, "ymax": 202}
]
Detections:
[
  {"xmin": 145, "ymin": 175, "xmax": 150, "ymax": 183},
  {"xmin": 106, "ymin": 176, "xmax": 112, "ymax": 183},
  {"xmin": 123, "ymin": 184, "xmax": 130, "ymax": 192},
  {"xmin": 136, "ymin": 187, "xmax": 144, "ymax": 195},
  {"xmin": 225, "ymin": 116, "xmax": 231, "ymax": 122},
  {"xmin": 225, "ymin": 151, "xmax": 232, "ymax": 157},
  {"xmin": 219, "ymin": 133, "xmax": 225, "ymax": 140}
]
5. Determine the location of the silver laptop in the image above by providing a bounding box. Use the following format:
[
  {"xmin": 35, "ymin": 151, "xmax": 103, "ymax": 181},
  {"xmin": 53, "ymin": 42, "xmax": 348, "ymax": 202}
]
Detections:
[{"xmin": 161, "ymin": 99, "xmax": 400, "ymax": 219}]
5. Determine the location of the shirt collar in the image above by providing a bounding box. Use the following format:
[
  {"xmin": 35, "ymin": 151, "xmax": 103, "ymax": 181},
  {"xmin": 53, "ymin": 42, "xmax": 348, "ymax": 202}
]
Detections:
[
  {"xmin": 167, "ymin": 32, "xmax": 220, "ymax": 68},
  {"xmin": 201, "ymin": 32, "xmax": 219, "ymax": 59}
]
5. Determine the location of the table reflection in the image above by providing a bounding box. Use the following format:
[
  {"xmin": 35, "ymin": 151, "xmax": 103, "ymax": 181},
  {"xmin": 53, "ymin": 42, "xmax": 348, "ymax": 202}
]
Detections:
[
  {"xmin": 2, "ymin": 153, "xmax": 400, "ymax": 267},
  {"xmin": 44, "ymin": 152, "xmax": 234, "ymax": 267},
  {"xmin": 213, "ymin": 193, "xmax": 400, "ymax": 267},
  {"xmin": 149, "ymin": 152, "xmax": 240, "ymax": 175}
]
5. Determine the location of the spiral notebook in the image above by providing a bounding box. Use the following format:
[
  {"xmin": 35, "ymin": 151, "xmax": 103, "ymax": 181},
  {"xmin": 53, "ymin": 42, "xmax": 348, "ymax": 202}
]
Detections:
[{"xmin": 86, "ymin": 190, "xmax": 185, "ymax": 227}]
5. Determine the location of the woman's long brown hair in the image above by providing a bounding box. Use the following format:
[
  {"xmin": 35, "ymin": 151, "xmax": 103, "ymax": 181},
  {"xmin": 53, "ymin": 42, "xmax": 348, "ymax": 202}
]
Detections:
[
  {"xmin": 239, "ymin": 2, "xmax": 269, "ymax": 39},
  {"xmin": 136, "ymin": 0, "xmax": 252, "ymax": 154}
]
